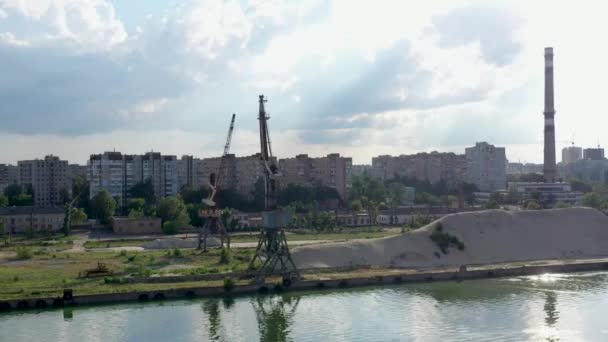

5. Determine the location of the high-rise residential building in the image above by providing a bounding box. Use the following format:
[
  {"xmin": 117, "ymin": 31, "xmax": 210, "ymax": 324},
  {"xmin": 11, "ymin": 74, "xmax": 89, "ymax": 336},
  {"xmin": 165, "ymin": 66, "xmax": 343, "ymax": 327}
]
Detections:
[
  {"xmin": 0, "ymin": 164, "xmax": 18, "ymax": 193},
  {"xmin": 371, "ymin": 152, "xmax": 466, "ymax": 188},
  {"xmin": 177, "ymin": 155, "xmax": 206, "ymax": 190},
  {"xmin": 279, "ymin": 153, "xmax": 352, "ymax": 200},
  {"xmin": 561, "ymin": 146, "xmax": 583, "ymax": 164},
  {"xmin": 17, "ymin": 155, "xmax": 70, "ymax": 207},
  {"xmin": 583, "ymin": 147, "xmax": 605, "ymax": 161},
  {"xmin": 88, "ymin": 152, "xmax": 126, "ymax": 205},
  {"xmin": 200, "ymin": 154, "xmax": 269, "ymax": 199},
  {"xmin": 465, "ymin": 142, "xmax": 507, "ymax": 192},
  {"xmin": 88, "ymin": 151, "xmax": 179, "ymax": 207}
]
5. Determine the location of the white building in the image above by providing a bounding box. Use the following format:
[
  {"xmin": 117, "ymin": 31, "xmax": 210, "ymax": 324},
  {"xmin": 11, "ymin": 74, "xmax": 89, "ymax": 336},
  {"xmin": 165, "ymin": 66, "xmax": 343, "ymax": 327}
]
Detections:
[
  {"xmin": 561, "ymin": 146, "xmax": 583, "ymax": 164},
  {"xmin": 465, "ymin": 142, "xmax": 507, "ymax": 192}
]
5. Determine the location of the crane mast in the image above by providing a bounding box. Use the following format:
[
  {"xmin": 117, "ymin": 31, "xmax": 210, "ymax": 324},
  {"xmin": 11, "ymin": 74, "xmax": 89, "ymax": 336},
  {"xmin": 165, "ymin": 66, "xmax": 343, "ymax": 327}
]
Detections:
[
  {"xmin": 250, "ymin": 95, "xmax": 299, "ymax": 281},
  {"xmin": 258, "ymin": 95, "xmax": 279, "ymax": 209}
]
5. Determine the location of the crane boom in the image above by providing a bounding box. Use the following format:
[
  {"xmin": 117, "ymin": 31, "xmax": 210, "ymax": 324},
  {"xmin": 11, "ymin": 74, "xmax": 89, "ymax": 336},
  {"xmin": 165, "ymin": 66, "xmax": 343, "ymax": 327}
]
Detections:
[{"xmin": 203, "ymin": 113, "xmax": 236, "ymax": 207}]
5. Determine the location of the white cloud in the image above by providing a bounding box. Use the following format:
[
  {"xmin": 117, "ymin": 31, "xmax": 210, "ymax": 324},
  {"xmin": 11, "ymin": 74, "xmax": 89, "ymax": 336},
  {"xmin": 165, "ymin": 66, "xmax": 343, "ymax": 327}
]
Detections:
[{"xmin": 1, "ymin": 0, "xmax": 607, "ymax": 165}]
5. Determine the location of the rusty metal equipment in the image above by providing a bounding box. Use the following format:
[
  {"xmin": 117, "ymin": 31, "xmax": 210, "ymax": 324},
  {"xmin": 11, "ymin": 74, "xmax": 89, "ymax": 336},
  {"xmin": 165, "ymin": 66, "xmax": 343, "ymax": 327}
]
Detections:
[
  {"xmin": 198, "ymin": 114, "xmax": 236, "ymax": 252},
  {"xmin": 81, "ymin": 262, "xmax": 113, "ymax": 278},
  {"xmin": 249, "ymin": 95, "xmax": 299, "ymax": 281}
]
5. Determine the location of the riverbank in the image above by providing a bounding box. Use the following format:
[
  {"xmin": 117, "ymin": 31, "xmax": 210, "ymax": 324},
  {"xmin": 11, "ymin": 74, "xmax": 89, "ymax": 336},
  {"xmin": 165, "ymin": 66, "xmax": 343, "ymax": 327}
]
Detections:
[{"xmin": 2, "ymin": 257, "xmax": 608, "ymax": 312}]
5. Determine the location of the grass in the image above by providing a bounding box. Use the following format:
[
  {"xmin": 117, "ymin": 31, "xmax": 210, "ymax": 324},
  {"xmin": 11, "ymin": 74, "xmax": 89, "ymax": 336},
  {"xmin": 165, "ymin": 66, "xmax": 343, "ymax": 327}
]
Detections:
[
  {"xmin": 0, "ymin": 237, "xmax": 74, "ymax": 252},
  {"xmin": 0, "ymin": 248, "xmax": 255, "ymax": 300},
  {"xmin": 83, "ymin": 239, "xmax": 151, "ymax": 249}
]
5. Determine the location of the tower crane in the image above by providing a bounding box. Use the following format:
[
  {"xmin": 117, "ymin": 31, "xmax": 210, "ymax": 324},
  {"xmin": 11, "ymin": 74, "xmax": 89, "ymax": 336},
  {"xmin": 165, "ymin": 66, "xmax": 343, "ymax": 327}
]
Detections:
[{"xmin": 198, "ymin": 114, "xmax": 236, "ymax": 252}]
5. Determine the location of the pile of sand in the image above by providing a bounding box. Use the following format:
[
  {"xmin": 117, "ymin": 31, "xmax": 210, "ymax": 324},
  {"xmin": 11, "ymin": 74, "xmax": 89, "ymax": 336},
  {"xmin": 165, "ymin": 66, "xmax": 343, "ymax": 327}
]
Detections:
[
  {"xmin": 143, "ymin": 237, "xmax": 219, "ymax": 249},
  {"xmin": 291, "ymin": 208, "xmax": 608, "ymax": 269}
]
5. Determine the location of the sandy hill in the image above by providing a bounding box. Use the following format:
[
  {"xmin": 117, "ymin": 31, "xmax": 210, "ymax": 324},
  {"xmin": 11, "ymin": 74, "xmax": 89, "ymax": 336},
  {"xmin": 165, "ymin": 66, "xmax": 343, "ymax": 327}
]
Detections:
[{"xmin": 291, "ymin": 208, "xmax": 608, "ymax": 269}]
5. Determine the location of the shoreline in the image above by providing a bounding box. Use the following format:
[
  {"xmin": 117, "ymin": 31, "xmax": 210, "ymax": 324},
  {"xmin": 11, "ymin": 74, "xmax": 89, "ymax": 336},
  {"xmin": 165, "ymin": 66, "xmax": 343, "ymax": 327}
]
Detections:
[{"xmin": 2, "ymin": 257, "xmax": 608, "ymax": 312}]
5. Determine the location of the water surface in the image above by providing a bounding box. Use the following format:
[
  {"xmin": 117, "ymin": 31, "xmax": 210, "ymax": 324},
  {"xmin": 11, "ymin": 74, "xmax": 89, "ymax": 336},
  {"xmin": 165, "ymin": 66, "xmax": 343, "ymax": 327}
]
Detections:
[{"xmin": 2, "ymin": 272, "xmax": 608, "ymax": 341}]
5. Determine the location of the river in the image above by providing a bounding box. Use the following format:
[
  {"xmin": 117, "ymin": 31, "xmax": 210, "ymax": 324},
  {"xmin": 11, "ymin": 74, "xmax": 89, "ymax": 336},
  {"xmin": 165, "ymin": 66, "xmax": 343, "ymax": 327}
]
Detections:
[{"xmin": 2, "ymin": 272, "xmax": 608, "ymax": 341}]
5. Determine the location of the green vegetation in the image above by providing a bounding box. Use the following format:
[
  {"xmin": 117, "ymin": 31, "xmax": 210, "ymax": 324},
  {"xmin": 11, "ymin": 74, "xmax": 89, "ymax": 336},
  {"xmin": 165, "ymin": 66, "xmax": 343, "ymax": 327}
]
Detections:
[
  {"xmin": 0, "ymin": 248, "xmax": 255, "ymax": 300},
  {"xmin": 219, "ymin": 248, "xmax": 232, "ymax": 264},
  {"xmin": 158, "ymin": 196, "xmax": 190, "ymax": 234},
  {"xmin": 15, "ymin": 246, "xmax": 33, "ymax": 259},
  {"xmin": 429, "ymin": 223, "xmax": 464, "ymax": 254},
  {"xmin": 91, "ymin": 189, "xmax": 117, "ymax": 224},
  {"xmin": 3, "ymin": 184, "xmax": 33, "ymax": 206},
  {"xmin": 223, "ymin": 277, "xmax": 235, "ymax": 292}
]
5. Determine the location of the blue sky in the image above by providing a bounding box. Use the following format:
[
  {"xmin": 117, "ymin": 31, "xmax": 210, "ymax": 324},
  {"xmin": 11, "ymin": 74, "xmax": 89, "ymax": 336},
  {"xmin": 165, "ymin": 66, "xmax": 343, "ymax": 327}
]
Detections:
[{"xmin": 0, "ymin": 0, "xmax": 606, "ymax": 164}]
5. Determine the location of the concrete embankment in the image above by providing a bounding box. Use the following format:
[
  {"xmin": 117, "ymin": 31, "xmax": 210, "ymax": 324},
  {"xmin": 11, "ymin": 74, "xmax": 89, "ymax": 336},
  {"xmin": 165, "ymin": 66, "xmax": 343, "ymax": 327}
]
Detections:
[{"xmin": 2, "ymin": 258, "xmax": 608, "ymax": 312}]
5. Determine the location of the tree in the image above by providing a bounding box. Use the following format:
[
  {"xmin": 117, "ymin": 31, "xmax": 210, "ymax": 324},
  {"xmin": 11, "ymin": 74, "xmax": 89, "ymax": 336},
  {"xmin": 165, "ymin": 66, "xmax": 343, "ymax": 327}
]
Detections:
[
  {"xmin": 484, "ymin": 200, "xmax": 500, "ymax": 210},
  {"xmin": 582, "ymin": 192, "xmax": 603, "ymax": 209},
  {"xmin": 350, "ymin": 199, "xmax": 362, "ymax": 212},
  {"xmin": 91, "ymin": 189, "xmax": 117, "ymax": 224},
  {"xmin": 13, "ymin": 193, "xmax": 33, "ymax": 206},
  {"xmin": 127, "ymin": 198, "xmax": 146, "ymax": 216},
  {"xmin": 59, "ymin": 187, "xmax": 71, "ymax": 205},
  {"xmin": 4, "ymin": 184, "xmax": 32, "ymax": 206},
  {"xmin": 129, "ymin": 180, "xmax": 156, "ymax": 205},
  {"xmin": 0, "ymin": 194, "xmax": 7, "ymax": 207},
  {"xmin": 4, "ymin": 184, "xmax": 22, "ymax": 201},
  {"xmin": 71, "ymin": 208, "xmax": 87, "ymax": 224},
  {"xmin": 525, "ymin": 200, "xmax": 541, "ymax": 210},
  {"xmin": 180, "ymin": 186, "xmax": 209, "ymax": 205},
  {"xmin": 72, "ymin": 176, "xmax": 91, "ymax": 216},
  {"xmin": 157, "ymin": 196, "xmax": 189, "ymax": 225}
]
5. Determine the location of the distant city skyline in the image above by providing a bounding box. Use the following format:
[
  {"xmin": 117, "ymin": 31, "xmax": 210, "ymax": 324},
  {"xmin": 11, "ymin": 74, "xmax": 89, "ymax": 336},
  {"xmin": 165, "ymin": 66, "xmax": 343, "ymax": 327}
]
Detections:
[{"xmin": 1, "ymin": 1, "xmax": 607, "ymax": 165}]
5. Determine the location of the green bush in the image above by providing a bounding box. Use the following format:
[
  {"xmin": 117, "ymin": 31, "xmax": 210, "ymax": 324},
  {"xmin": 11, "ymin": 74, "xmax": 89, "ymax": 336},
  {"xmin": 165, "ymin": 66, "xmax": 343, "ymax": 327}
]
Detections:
[
  {"xmin": 104, "ymin": 276, "xmax": 127, "ymax": 284},
  {"xmin": 15, "ymin": 246, "xmax": 33, "ymax": 260},
  {"xmin": 219, "ymin": 248, "xmax": 232, "ymax": 265},
  {"xmin": 127, "ymin": 254, "xmax": 137, "ymax": 262},
  {"xmin": 172, "ymin": 248, "xmax": 183, "ymax": 257},
  {"xmin": 162, "ymin": 220, "xmax": 181, "ymax": 235},
  {"xmin": 119, "ymin": 250, "xmax": 128, "ymax": 257},
  {"xmin": 223, "ymin": 278, "xmax": 235, "ymax": 292},
  {"xmin": 137, "ymin": 265, "xmax": 151, "ymax": 278}
]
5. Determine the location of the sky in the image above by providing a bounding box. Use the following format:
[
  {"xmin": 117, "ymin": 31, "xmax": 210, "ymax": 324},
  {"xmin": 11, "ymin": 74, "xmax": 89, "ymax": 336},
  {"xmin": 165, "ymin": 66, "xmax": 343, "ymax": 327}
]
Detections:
[{"xmin": 0, "ymin": 0, "xmax": 606, "ymax": 165}]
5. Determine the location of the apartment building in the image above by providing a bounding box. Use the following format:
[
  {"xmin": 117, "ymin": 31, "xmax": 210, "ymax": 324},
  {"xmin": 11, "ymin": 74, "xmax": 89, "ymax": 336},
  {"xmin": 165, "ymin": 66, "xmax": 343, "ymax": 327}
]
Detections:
[
  {"xmin": 371, "ymin": 152, "xmax": 466, "ymax": 188},
  {"xmin": 177, "ymin": 155, "xmax": 206, "ymax": 190},
  {"xmin": 0, "ymin": 164, "xmax": 18, "ymax": 193},
  {"xmin": 465, "ymin": 142, "xmax": 507, "ymax": 192},
  {"xmin": 88, "ymin": 151, "xmax": 179, "ymax": 207},
  {"xmin": 200, "ymin": 154, "xmax": 269, "ymax": 198},
  {"xmin": 279, "ymin": 153, "xmax": 352, "ymax": 200},
  {"xmin": 561, "ymin": 146, "xmax": 583, "ymax": 164},
  {"xmin": 17, "ymin": 155, "xmax": 70, "ymax": 207}
]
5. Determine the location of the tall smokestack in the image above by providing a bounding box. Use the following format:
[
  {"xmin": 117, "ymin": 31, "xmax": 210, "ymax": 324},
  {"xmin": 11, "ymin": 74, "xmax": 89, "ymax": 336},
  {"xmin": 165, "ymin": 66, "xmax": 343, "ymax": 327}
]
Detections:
[{"xmin": 543, "ymin": 47, "xmax": 557, "ymax": 183}]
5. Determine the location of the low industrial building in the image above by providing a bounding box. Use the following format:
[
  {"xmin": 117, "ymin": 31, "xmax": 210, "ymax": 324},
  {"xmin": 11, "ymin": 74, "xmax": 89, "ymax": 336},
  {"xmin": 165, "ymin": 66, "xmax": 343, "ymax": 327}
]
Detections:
[
  {"xmin": 507, "ymin": 182, "xmax": 582, "ymax": 205},
  {"xmin": 111, "ymin": 217, "xmax": 162, "ymax": 235},
  {"xmin": 0, "ymin": 206, "xmax": 65, "ymax": 234}
]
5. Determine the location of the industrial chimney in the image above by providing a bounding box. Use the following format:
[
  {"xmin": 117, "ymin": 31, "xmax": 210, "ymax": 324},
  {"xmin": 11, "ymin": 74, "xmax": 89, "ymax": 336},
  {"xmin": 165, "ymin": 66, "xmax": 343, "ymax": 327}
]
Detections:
[{"xmin": 543, "ymin": 47, "xmax": 557, "ymax": 183}]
